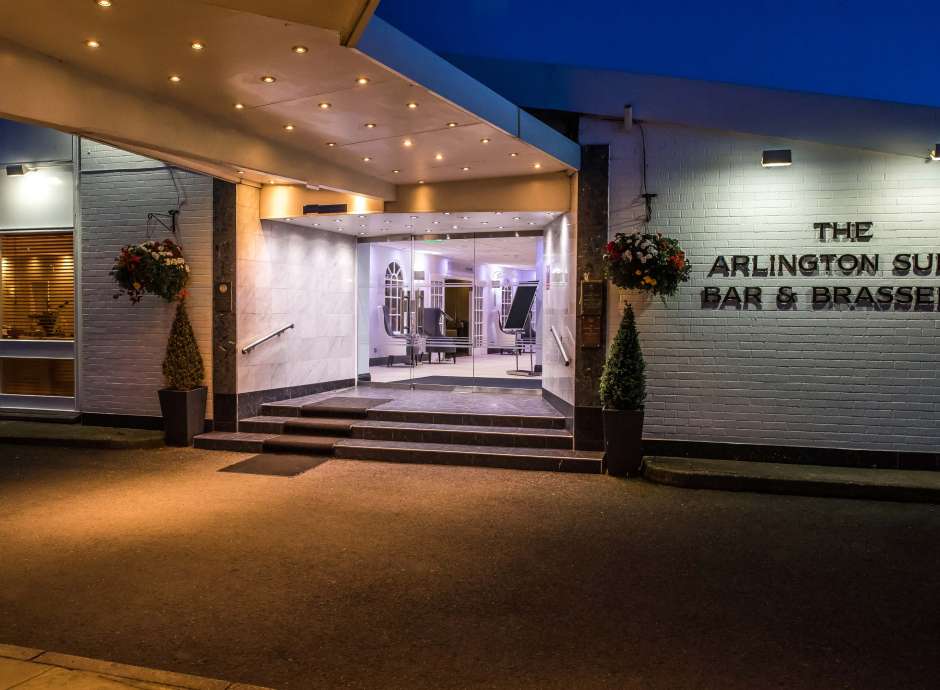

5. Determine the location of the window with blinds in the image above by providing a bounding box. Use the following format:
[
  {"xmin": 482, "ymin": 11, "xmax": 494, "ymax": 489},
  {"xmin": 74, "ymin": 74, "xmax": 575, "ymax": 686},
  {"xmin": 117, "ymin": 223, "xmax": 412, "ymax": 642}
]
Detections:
[{"xmin": 0, "ymin": 233, "xmax": 75, "ymax": 340}]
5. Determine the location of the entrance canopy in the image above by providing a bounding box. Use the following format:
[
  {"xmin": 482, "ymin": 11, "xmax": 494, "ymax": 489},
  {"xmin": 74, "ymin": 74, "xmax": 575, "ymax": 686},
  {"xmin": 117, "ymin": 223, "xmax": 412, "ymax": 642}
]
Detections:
[{"xmin": 0, "ymin": 1, "xmax": 579, "ymax": 200}]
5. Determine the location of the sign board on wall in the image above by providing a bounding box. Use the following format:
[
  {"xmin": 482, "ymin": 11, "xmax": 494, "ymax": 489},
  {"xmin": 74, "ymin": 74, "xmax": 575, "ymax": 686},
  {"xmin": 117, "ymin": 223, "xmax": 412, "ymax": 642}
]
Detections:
[{"xmin": 701, "ymin": 222, "xmax": 940, "ymax": 311}]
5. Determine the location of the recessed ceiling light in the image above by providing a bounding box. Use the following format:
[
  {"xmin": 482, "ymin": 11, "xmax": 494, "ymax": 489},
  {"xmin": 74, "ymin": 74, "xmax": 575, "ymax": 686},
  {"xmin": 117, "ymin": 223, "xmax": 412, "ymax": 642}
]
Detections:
[
  {"xmin": 405, "ymin": 225, "xmax": 413, "ymax": 229},
  {"xmin": 236, "ymin": 169, "xmax": 244, "ymax": 175},
  {"xmin": 447, "ymin": 122, "xmax": 457, "ymax": 128},
  {"xmin": 356, "ymin": 76, "xmax": 369, "ymax": 85},
  {"xmin": 443, "ymin": 212, "xmax": 451, "ymax": 215},
  {"xmin": 480, "ymin": 138, "xmax": 490, "ymax": 144},
  {"xmin": 434, "ymin": 153, "xmax": 443, "ymax": 161},
  {"xmin": 359, "ymin": 232, "xmax": 365, "ymax": 235},
  {"xmin": 433, "ymin": 221, "xmax": 440, "ymax": 225},
  {"xmin": 168, "ymin": 74, "xmax": 182, "ymax": 83},
  {"xmin": 292, "ymin": 45, "xmax": 308, "ymax": 54},
  {"xmin": 364, "ymin": 122, "xmax": 377, "ymax": 129},
  {"xmin": 360, "ymin": 224, "xmax": 366, "ymax": 228},
  {"xmin": 362, "ymin": 156, "xmax": 372, "ymax": 162},
  {"xmin": 406, "ymin": 102, "xmax": 418, "ymax": 109},
  {"xmin": 494, "ymin": 211, "xmax": 502, "ymax": 215},
  {"xmin": 403, "ymin": 138, "xmax": 413, "ymax": 147},
  {"xmin": 418, "ymin": 180, "xmax": 425, "ymax": 184},
  {"xmin": 284, "ymin": 124, "xmax": 294, "ymax": 131},
  {"xmin": 498, "ymin": 226, "xmax": 504, "ymax": 229},
  {"xmin": 509, "ymin": 152, "xmax": 519, "ymax": 157},
  {"xmin": 481, "ymin": 221, "xmax": 488, "ymax": 224},
  {"xmin": 528, "ymin": 221, "xmax": 536, "ymax": 225},
  {"xmin": 191, "ymin": 41, "xmax": 205, "ymax": 51},
  {"xmin": 513, "ymin": 216, "xmax": 521, "ymax": 220},
  {"xmin": 326, "ymin": 142, "xmax": 336, "ymax": 147},
  {"xmin": 234, "ymin": 102, "xmax": 245, "ymax": 110},
  {"xmin": 426, "ymin": 229, "xmax": 431, "ymax": 233},
  {"xmin": 96, "ymin": 0, "xmax": 112, "ymax": 6},
  {"xmin": 533, "ymin": 162, "xmax": 542, "ymax": 169},
  {"xmin": 358, "ymin": 215, "xmax": 366, "ymax": 218},
  {"xmin": 392, "ymin": 169, "xmax": 400, "ymax": 174},
  {"xmin": 261, "ymin": 75, "xmax": 276, "ymax": 84},
  {"xmin": 410, "ymin": 215, "xmax": 418, "ymax": 219},
  {"xmin": 452, "ymin": 225, "xmax": 458, "ymax": 230},
  {"xmin": 334, "ymin": 219, "xmax": 343, "ymax": 223},
  {"xmin": 384, "ymin": 220, "xmax": 391, "ymax": 224},
  {"xmin": 318, "ymin": 102, "xmax": 331, "ymax": 109},
  {"xmin": 515, "ymin": 231, "xmax": 520, "ymax": 237},
  {"xmin": 85, "ymin": 39, "xmax": 100, "ymax": 49},
  {"xmin": 461, "ymin": 216, "xmax": 470, "ymax": 220}
]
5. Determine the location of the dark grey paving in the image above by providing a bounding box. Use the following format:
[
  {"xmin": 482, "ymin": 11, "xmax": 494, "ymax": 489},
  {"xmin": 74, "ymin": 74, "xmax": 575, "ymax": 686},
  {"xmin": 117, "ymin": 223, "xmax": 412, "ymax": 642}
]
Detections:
[{"xmin": 219, "ymin": 453, "xmax": 329, "ymax": 477}]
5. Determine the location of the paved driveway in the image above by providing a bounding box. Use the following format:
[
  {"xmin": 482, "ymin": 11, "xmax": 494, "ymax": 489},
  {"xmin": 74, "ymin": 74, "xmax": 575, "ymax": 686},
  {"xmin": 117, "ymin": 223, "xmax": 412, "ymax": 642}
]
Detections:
[{"xmin": 1, "ymin": 444, "xmax": 938, "ymax": 689}]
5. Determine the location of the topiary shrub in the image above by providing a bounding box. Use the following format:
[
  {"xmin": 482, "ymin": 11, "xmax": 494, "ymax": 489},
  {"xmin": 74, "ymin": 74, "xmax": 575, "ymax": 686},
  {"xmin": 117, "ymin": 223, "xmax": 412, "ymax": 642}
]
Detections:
[
  {"xmin": 162, "ymin": 301, "xmax": 205, "ymax": 391},
  {"xmin": 599, "ymin": 304, "xmax": 646, "ymax": 411}
]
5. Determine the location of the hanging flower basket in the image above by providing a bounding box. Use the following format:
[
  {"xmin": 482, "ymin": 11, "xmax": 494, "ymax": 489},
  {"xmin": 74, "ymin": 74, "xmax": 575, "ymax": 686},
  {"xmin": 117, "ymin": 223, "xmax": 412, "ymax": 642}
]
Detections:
[
  {"xmin": 111, "ymin": 239, "xmax": 191, "ymax": 303},
  {"xmin": 603, "ymin": 231, "xmax": 690, "ymax": 298}
]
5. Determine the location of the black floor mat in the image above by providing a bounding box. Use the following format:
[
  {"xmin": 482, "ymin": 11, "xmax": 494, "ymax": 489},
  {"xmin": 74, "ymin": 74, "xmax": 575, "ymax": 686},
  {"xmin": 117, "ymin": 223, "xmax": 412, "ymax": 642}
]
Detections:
[
  {"xmin": 401, "ymin": 376, "xmax": 542, "ymax": 389},
  {"xmin": 219, "ymin": 453, "xmax": 330, "ymax": 477}
]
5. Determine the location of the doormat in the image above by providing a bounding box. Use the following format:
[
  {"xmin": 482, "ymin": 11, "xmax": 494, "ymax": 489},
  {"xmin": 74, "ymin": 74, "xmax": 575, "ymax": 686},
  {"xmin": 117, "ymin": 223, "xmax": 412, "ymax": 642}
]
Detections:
[
  {"xmin": 219, "ymin": 453, "xmax": 330, "ymax": 477},
  {"xmin": 301, "ymin": 397, "xmax": 393, "ymax": 417},
  {"xmin": 406, "ymin": 376, "xmax": 542, "ymax": 389}
]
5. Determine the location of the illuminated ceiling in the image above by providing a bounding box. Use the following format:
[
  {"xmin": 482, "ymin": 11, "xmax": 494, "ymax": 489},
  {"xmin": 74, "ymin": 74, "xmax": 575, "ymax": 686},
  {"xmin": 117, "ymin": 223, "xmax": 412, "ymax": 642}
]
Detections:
[{"xmin": 0, "ymin": 0, "xmax": 578, "ymax": 199}]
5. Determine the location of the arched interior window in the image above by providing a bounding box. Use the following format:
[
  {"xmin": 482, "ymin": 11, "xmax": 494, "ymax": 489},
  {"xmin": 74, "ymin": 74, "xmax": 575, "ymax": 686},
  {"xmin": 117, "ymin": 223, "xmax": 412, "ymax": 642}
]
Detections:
[
  {"xmin": 385, "ymin": 261, "xmax": 403, "ymax": 333},
  {"xmin": 501, "ymin": 282, "xmax": 513, "ymax": 326}
]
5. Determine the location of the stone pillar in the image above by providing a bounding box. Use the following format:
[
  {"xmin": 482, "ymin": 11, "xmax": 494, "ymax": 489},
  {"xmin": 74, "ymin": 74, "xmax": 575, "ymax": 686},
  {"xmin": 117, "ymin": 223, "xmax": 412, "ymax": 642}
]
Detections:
[
  {"xmin": 573, "ymin": 144, "xmax": 609, "ymax": 450},
  {"xmin": 212, "ymin": 179, "xmax": 237, "ymax": 431}
]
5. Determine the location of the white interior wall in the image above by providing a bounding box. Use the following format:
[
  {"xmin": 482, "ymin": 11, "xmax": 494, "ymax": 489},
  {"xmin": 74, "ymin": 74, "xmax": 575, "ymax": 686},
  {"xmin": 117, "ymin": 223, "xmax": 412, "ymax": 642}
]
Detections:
[{"xmin": 541, "ymin": 212, "xmax": 577, "ymax": 406}]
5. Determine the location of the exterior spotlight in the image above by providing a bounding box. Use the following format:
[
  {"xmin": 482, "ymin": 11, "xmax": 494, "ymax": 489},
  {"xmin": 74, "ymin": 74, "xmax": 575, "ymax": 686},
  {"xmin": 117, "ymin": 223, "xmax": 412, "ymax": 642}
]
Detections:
[
  {"xmin": 761, "ymin": 149, "xmax": 792, "ymax": 167},
  {"xmin": 261, "ymin": 75, "xmax": 276, "ymax": 84},
  {"xmin": 931, "ymin": 145, "xmax": 940, "ymax": 161},
  {"xmin": 292, "ymin": 45, "xmax": 308, "ymax": 54},
  {"xmin": 5, "ymin": 164, "xmax": 26, "ymax": 176}
]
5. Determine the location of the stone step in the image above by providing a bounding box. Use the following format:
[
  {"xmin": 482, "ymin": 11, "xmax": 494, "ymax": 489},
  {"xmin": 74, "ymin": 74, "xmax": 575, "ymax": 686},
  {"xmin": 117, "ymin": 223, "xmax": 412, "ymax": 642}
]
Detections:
[
  {"xmin": 351, "ymin": 420, "xmax": 573, "ymax": 449},
  {"xmin": 195, "ymin": 431, "xmax": 277, "ymax": 453},
  {"xmin": 334, "ymin": 439, "xmax": 603, "ymax": 474},
  {"xmin": 262, "ymin": 434, "xmax": 337, "ymax": 454},
  {"xmin": 239, "ymin": 416, "xmax": 355, "ymax": 436},
  {"xmin": 259, "ymin": 403, "xmax": 565, "ymax": 430}
]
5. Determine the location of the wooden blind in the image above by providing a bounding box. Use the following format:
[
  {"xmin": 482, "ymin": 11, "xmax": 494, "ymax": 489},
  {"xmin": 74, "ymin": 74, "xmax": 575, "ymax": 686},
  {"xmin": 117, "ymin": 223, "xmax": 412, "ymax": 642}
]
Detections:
[{"xmin": 0, "ymin": 233, "xmax": 75, "ymax": 340}]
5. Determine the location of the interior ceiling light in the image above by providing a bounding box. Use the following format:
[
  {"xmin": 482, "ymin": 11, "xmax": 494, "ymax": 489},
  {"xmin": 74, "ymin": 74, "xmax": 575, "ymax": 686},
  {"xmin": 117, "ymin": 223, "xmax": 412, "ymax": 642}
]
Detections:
[
  {"xmin": 509, "ymin": 152, "xmax": 519, "ymax": 157},
  {"xmin": 533, "ymin": 162, "xmax": 542, "ymax": 169},
  {"xmin": 283, "ymin": 124, "xmax": 294, "ymax": 131},
  {"xmin": 513, "ymin": 216, "xmax": 521, "ymax": 220},
  {"xmin": 434, "ymin": 153, "xmax": 443, "ymax": 161},
  {"xmin": 498, "ymin": 226, "xmax": 504, "ymax": 229},
  {"xmin": 234, "ymin": 103, "xmax": 245, "ymax": 110},
  {"xmin": 443, "ymin": 212, "xmax": 451, "ymax": 215},
  {"xmin": 480, "ymin": 138, "xmax": 490, "ymax": 144},
  {"xmin": 191, "ymin": 41, "xmax": 205, "ymax": 51},
  {"xmin": 318, "ymin": 102, "xmax": 331, "ymax": 109},
  {"xmin": 418, "ymin": 180, "xmax": 425, "ymax": 184},
  {"xmin": 334, "ymin": 219, "xmax": 342, "ymax": 223},
  {"xmin": 447, "ymin": 122, "xmax": 457, "ymax": 128},
  {"xmin": 168, "ymin": 74, "xmax": 182, "ymax": 83},
  {"xmin": 481, "ymin": 221, "xmax": 488, "ymax": 224},
  {"xmin": 930, "ymin": 144, "xmax": 939, "ymax": 161},
  {"xmin": 392, "ymin": 169, "xmax": 400, "ymax": 174},
  {"xmin": 236, "ymin": 169, "xmax": 244, "ymax": 174},
  {"xmin": 452, "ymin": 225, "xmax": 458, "ymax": 230},
  {"xmin": 461, "ymin": 216, "xmax": 470, "ymax": 220},
  {"xmin": 96, "ymin": 0, "xmax": 112, "ymax": 6},
  {"xmin": 85, "ymin": 39, "xmax": 100, "ymax": 49},
  {"xmin": 362, "ymin": 156, "xmax": 372, "ymax": 162},
  {"xmin": 326, "ymin": 142, "xmax": 336, "ymax": 147},
  {"xmin": 406, "ymin": 102, "xmax": 418, "ymax": 109},
  {"xmin": 364, "ymin": 123, "xmax": 377, "ymax": 129},
  {"xmin": 761, "ymin": 149, "xmax": 792, "ymax": 167},
  {"xmin": 410, "ymin": 215, "xmax": 418, "ymax": 219},
  {"xmin": 261, "ymin": 75, "xmax": 276, "ymax": 84},
  {"xmin": 356, "ymin": 76, "xmax": 369, "ymax": 85},
  {"xmin": 461, "ymin": 166, "xmax": 470, "ymax": 171},
  {"xmin": 402, "ymin": 138, "xmax": 413, "ymax": 147},
  {"xmin": 433, "ymin": 220, "xmax": 440, "ymax": 225},
  {"xmin": 292, "ymin": 45, "xmax": 308, "ymax": 54}
]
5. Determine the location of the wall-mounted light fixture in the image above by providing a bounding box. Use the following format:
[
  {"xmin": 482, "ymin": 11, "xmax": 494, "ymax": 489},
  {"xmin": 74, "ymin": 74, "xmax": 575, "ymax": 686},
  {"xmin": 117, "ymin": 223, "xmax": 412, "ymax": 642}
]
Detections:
[
  {"xmin": 5, "ymin": 164, "xmax": 26, "ymax": 176},
  {"xmin": 761, "ymin": 149, "xmax": 792, "ymax": 167},
  {"xmin": 930, "ymin": 144, "xmax": 940, "ymax": 161}
]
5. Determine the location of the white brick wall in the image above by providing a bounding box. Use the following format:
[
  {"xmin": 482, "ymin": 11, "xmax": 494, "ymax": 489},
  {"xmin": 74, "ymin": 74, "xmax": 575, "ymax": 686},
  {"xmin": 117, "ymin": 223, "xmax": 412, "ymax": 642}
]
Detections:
[
  {"xmin": 79, "ymin": 141, "xmax": 213, "ymax": 418},
  {"xmin": 585, "ymin": 120, "xmax": 940, "ymax": 453}
]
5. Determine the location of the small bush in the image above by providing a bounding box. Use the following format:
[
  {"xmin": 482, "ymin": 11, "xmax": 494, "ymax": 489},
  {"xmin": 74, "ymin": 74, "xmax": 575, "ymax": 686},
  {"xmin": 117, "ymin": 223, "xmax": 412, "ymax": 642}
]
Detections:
[
  {"xmin": 599, "ymin": 304, "xmax": 646, "ymax": 410},
  {"xmin": 162, "ymin": 301, "xmax": 205, "ymax": 391}
]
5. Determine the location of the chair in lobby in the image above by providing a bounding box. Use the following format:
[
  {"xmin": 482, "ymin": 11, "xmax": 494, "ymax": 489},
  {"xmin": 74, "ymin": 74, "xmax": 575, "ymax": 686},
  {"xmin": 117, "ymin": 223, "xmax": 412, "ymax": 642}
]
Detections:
[
  {"xmin": 381, "ymin": 304, "xmax": 422, "ymax": 366},
  {"xmin": 421, "ymin": 307, "xmax": 456, "ymax": 363}
]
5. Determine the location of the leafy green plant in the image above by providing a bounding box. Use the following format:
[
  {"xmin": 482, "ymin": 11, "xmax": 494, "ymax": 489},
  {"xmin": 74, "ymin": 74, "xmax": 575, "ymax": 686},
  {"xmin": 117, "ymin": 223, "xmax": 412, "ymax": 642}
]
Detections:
[
  {"xmin": 599, "ymin": 304, "xmax": 646, "ymax": 410},
  {"xmin": 162, "ymin": 301, "xmax": 205, "ymax": 391}
]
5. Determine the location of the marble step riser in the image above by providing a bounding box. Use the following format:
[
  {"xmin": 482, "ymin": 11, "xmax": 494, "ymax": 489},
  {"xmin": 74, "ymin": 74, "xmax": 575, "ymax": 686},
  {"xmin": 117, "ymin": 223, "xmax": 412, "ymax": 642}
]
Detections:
[
  {"xmin": 352, "ymin": 426, "xmax": 572, "ymax": 450},
  {"xmin": 334, "ymin": 445, "xmax": 602, "ymax": 474},
  {"xmin": 260, "ymin": 406, "xmax": 566, "ymax": 430},
  {"xmin": 239, "ymin": 419, "xmax": 352, "ymax": 436}
]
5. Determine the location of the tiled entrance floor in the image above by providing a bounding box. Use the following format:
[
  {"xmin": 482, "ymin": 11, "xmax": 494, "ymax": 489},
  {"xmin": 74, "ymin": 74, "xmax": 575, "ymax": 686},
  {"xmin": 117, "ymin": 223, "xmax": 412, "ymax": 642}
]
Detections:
[{"xmin": 269, "ymin": 386, "xmax": 563, "ymax": 419}]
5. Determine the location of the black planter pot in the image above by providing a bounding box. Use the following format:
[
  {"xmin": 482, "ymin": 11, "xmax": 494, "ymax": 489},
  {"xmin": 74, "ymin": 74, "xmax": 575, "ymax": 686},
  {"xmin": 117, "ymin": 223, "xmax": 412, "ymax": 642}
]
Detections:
[
  {"xmin": 603, "ymin": 407, "xmax": 644, "ymax": 477},
  {"xmin": 158, "ymin": 386, "xmax": 208, "ymax": 447}
]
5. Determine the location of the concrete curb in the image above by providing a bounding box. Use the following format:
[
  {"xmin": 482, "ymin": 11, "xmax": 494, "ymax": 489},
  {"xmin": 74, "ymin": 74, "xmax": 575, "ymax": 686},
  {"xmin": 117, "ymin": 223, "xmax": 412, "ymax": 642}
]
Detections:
[
  {"xmin": 643, "ymin": 456, "xmax": 940, "ymax": 504},
  {"xmin": 0, "ymin": 421, "xmax": 165, "ymax": 450},
  {"xmin": 0, "ymin": 434, "xmax": 165, "ymax": 450}
]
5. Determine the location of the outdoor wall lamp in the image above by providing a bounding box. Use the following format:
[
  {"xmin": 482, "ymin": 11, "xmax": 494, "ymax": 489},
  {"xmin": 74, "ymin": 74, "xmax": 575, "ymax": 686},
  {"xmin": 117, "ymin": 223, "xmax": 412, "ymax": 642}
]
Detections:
[
  {"xmin": 5, "ymin": 164, "xmax": 26, "ymax": 176},
  {"xmin": 930, "ymin": 145, "xmax": 939, "ymax": 161},
  {"xmin": 761, "ymin": 149, "xmax": 792, "ymax": 167}
]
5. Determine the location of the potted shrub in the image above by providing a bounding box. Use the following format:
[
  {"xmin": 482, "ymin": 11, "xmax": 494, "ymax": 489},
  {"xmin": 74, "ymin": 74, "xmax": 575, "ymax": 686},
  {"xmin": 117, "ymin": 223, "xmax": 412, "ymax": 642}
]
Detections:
[
  {"xmin": 158, "ymin": 300, "xmax": 206, "ymax": 446},
  {"xmin": 599, "ymin": 304, "xmax": 646, "ymax": 477}
]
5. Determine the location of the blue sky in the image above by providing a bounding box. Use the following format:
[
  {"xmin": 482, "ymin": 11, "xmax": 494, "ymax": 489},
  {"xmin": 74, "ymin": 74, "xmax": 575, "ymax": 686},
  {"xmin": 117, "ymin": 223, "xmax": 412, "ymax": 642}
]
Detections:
[{"xmin": 376, "ymin": 0, "xmax": 940, "ymax": 108}]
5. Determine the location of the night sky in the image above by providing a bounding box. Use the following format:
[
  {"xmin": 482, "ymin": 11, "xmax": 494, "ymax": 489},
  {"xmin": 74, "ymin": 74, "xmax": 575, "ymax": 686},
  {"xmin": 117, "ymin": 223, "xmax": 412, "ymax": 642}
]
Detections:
[{"xmin": 376, "ymin": 0, "xmax": 940, "ymax": 108}]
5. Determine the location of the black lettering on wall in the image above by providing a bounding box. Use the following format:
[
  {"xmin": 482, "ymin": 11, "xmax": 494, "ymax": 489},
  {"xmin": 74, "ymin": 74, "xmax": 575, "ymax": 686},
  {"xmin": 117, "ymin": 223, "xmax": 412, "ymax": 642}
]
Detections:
[
  {"xmin": 744, "ymin": 286, "xmax": 762, "ymax": 309},
  {"xmin": 859, "ymin": 254, "xmax": 878, "ymax": 274},
  {"xmin": 893, "ymin": 254, "xmax": 912, "ymax": 275},
  {"xmin": 721, "ymin": 286, "xmax": 742, "ymax": 310},
  {"xmin": 915, "ymin": 286, "xmax": 935, "ymax": 309},
  {"xmin": 855, "ymin": 286, "xmax": 875, "ymax": 308},
  {"xmin": 708, "ymin": 256, "xmax": 729, "ymax": 278},
  {"xmin": 855, "ymin": 222, "xmax": 873, "ymax": 242},
  {"xmin": 895, "ymin": 286, "xmax": 913, "ymax": 304},
  {"xmin": 814, "ymin": 222, "xmax": 833, "ymax": 241},
  {"xmin": 731, "ymin": 255, "xmax": 749, "ymax": 277},
  {"xmin": 778, "ymin": 255, "xmax": 797, "ymax": 276},
  {"xmin": 799, "ymin": 255, "xmax": 819, "ymax": 275},
  {"xmin": 752, "ymin": 255, "xmax": 768, "ymax": 277},
  {"xmin": 819, "ymin": 254, "xmax": 837, "ymax": 273},
  {"xmin": 836, "ymin": 254, "xmax": 859, "ymax": 274},
  {"xmin": 812, "ymin": 287, "xmax": 831, "ymax": 310},
  {"xmin": 913, "ymin": 253, "xmax": 934, "ymax": 276},
  {"xmin": 832, "ymin": 223, "xmax": 851, "ymax": 241},
  {"xmin": 776, "ymin": 286, "xmax": 796, "ymax": 309},
  {"xmin": 701, "ymin": 287, "xmax": 721, "ymax": 308},
  {"xmin": 876, "ymin": 286, "xmax": 894, "ymax": 305}
]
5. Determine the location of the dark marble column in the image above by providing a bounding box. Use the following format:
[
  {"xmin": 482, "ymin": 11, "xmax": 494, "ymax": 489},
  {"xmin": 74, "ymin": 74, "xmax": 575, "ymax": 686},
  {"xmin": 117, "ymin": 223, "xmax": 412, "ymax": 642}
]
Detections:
[
  {"xmin": 212, "ymin": 179, "xmax": 238, "ymax": 431},
  {"xmin": 574, "ymin": 144, "xmax": 610, "ymax": 450}
]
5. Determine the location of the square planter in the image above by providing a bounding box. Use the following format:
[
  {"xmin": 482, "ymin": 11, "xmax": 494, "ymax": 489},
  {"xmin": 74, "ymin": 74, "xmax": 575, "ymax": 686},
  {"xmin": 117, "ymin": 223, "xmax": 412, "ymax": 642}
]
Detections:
[
  {"xmin": 158, "ymin": 386, "xmax": 208, "ymax": 446},
  {"xmin": 603, "ymin": 407, "xmax": 644, "ymax": 477}
]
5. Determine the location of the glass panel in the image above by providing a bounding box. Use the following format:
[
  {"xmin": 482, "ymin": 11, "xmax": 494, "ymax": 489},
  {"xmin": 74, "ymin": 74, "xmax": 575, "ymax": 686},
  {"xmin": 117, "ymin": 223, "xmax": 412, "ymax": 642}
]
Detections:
[
  {"xmin": 0, "ymin": 165, "xmax": 74, "ymax": 230},
  {"xmin": 0, "ymin": 357, "xmax": 74, "ymax": 396},
  {"xmin": 1, "ymin": 232, "xmax": 75, "ymax": 340}
]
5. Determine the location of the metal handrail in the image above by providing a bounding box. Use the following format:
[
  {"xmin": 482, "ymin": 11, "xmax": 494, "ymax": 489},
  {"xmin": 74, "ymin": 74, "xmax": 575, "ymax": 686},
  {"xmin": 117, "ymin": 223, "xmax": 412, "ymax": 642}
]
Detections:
[
  {"xmin": 549, "ymin": 325, "xmax": 570, "ymax": 366},
  {"xmin": 241, "ymin": 323, "xmax": 294, "ymax": 354}
]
